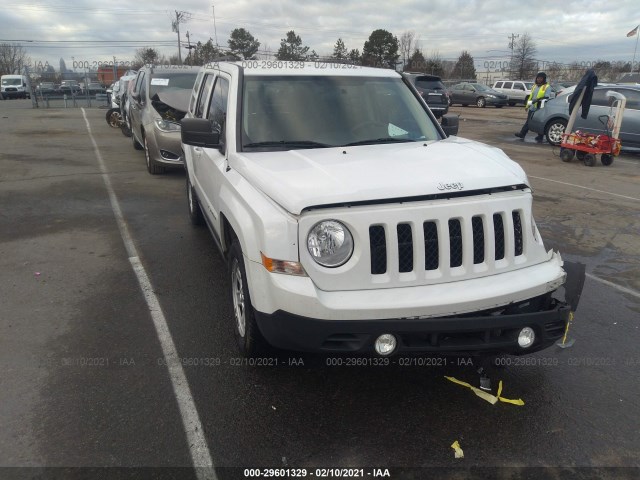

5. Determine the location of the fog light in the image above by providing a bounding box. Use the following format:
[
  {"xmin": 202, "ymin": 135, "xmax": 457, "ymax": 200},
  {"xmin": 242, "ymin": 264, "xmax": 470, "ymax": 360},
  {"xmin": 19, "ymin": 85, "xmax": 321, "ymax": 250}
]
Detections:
[
  {"xmin": 518, "ymin": 327, "xmax": 535, "ymax": 348},
  {"xmin": 374, "ymin": 334, "xmax": 397, "ymax": 356}
]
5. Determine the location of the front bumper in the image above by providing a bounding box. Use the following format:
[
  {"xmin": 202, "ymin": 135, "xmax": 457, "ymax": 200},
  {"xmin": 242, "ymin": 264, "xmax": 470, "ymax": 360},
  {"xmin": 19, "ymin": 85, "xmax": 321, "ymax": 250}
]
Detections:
[
  {"xmin": 144, "ymin": 125, "xmax": 184, "ymax": 166},
  {"xmin": 250, "ymin": 260, "xmax": 585, "ymax": 356},
  {"xmin": 255, "ymin": 296, "xmax": 570, "ymax": 355}
]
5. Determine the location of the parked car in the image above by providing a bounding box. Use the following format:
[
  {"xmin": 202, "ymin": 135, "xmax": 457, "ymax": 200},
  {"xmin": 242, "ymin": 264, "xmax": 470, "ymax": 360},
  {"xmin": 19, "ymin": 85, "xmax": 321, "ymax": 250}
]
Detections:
[
  {"xmin": 402, "ymin": 72, "xmax": 449, "ymax": 117},
  {"xmin": 86, "ymin": 83, "xmax": 106, "ymax": 94},
  {"xmin": 36, "ymin": 82, "xmax": 56, "ymax": 95},
  {"xmin": 528, "ymin": 85, "xmax": 640, "ymax": 148},
  {"xmin": 59, "ymin": 80, "xmax": 81, "ymax": 95},
  {"xmin": 129, "ymin": 66, "xmax": 200, "ymax": 174},
  {"xmin": 180, "ymin": 61, "xmax": 584, "ymax": 357},
  {"xmin": 492, "ymin": 80, "xmax": 534, "ymax": 106},
  {"xmin": 448, "ymin": 82, "xmax": 508, "ymax": 108}
]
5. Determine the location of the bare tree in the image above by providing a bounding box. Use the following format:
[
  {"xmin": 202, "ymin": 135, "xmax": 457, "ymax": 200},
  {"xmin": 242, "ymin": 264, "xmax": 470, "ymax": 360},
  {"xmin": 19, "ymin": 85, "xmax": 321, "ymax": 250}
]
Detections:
[
  {"xmin": 399, "ymin": 31, "xmax": 416, "ymax": 69},
  {"xmin": 511, "ymin": 33, "xmax": 537, "ymax": 79},
  {"xmin": 0, "ymin": 43, "xmax": 30, "ymax": 75}
]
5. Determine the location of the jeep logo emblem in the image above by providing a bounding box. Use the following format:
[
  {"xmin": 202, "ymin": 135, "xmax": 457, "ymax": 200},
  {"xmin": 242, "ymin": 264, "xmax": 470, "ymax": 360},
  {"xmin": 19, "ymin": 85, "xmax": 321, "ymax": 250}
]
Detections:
[{"xmin": 437, "ymin": 182, "xmax": 464, "ymax": 191}]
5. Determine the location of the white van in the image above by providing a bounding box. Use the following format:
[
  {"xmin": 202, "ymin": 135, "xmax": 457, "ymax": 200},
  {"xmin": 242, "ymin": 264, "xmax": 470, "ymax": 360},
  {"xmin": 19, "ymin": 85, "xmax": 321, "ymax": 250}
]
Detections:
[
  {"xmin": 492, "ymin": 80, "xmax": 534, "ymax": 106},
  {"xmin": 1, "ymin": 74, "xmax": 31, "ymax": 99}
]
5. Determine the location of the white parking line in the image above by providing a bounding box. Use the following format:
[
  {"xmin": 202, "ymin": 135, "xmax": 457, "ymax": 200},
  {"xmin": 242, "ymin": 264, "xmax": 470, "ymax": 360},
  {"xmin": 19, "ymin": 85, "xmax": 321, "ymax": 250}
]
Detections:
[
  {"xmin": 81, "ymin": 109, "xmax": 216, "ymax": 480},
  {"xmin": 529, "ymin": 175, "xmax": 640, "ymax": 202},
  {"xmin": 586, "ymin": 273, "xmax": 640, "ymax": 300}
]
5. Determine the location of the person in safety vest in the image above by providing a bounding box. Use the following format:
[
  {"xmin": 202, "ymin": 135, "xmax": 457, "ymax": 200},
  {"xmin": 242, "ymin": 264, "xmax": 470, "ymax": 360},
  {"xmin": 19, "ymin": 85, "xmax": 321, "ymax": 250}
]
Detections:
[{"xmin": 515, "ymin": 72, "xmax": 550, "ymax": 142}]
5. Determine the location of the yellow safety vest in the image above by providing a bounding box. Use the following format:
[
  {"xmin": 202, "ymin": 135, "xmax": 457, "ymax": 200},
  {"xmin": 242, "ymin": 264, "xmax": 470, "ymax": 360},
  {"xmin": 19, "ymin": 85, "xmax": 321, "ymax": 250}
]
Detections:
[{"xmin": 526, "ymin": 83, "xmax": 549, "ymax": 109}]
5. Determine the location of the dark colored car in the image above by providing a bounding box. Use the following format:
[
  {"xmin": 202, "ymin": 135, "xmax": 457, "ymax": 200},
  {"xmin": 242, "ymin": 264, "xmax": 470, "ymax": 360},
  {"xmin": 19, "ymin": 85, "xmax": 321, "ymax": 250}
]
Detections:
[
  {"xmin": 529, "ymin": 85, "xmax": 640, "ymax": 149},
  {"xmin": 402, "ymin": 73, "xmax": 449, "ymax": 118},
  {"xmin": 36, "ymin": 82, "xmax": 56, "ymax": 95},
  {"xmin": 448, "ymin": 82, "xmax": 508, "ymax": 108}
]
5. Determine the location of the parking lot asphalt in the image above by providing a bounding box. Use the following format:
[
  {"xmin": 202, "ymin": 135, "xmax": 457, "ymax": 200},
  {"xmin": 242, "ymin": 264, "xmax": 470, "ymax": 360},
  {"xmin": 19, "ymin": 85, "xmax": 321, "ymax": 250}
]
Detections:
[{"xmin": 1, "ymin": 100, "xmax": 639, "ymax": 479}]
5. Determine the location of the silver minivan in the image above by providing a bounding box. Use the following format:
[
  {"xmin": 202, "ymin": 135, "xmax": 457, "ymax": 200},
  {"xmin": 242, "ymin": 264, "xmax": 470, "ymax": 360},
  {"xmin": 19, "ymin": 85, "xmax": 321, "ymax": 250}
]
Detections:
[{"xmin": 492, "ymin": 80, "xmax": 534, "ymax": 106}]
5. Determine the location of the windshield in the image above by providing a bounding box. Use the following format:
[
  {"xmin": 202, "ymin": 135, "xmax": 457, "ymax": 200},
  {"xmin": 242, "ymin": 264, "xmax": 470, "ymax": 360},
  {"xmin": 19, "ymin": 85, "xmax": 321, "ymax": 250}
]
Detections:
[
  {"xmin": 241, "ymin": 76, "xmax": 441, "ymax": 151},
  {"xmin": 149, "ymin": 72, "xmax": 197, "ymax": 98},
  {"xmin": 472, "ymin": 84, "xmax": 491, "ymax": 91},
  {"xmin": 2, "ymin": 78, "xmax": 22, "ymax": 86}
]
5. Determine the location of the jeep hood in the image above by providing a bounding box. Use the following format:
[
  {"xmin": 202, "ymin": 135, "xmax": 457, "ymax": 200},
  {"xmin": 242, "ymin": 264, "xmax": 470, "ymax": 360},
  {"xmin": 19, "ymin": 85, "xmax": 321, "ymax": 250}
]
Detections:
[{"xmin": 233, "ymin": 137, "xmax": 529, "ymax": 215}]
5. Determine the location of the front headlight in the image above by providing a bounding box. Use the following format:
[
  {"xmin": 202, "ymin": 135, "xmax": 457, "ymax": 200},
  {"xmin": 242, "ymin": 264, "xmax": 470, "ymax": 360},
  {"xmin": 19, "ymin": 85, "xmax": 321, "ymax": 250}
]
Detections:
[
  {"xmin": 154, "ymin": 119, "xmax": 181, "ymax": 132},
  {"xmin": 307, "ymin": 220, "xmax": 354, "ymax": 267},
  {"xmin": 487, "ymin": 94, "xmax": 496, "ymax": 98}
]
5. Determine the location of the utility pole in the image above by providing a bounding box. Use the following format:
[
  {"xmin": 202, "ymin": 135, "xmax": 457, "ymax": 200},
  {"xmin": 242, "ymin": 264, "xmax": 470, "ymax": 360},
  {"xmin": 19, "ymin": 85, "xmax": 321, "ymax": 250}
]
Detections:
[
  {"xmin": 172, "ymin": 10, "xmax": 191, "ymax": 63},
  {"xmin": 212, "ymin": 5, "xmax": 219, "ymax": 46},
  {"xmin": 185, "ymin": 31, "xmax": 197, "ymax": 65},
  {"xmin": 508, "ymin": 33, "xmax": 519, "ymax": 78}
]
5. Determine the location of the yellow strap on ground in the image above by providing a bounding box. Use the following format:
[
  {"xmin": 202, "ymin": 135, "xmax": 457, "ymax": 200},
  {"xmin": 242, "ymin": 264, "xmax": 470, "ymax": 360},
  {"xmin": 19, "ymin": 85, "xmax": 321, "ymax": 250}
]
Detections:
[
  {"xmin": 561, "ymin": 311, "xmax": 575, "ymax": 345},
  {"xmin": 451, "ymin": 440, "xmax": 464, "ymax": 459},
  {"xmin": 444, "ymin": 376, "xmax": 498, "ymax": 404},
  {"xmin": 444, "ymin": 376, "xmax": 524, "ymax": 406},
  {"xmin": 496, "ymin": 380, "xmax": 525, "ymax": 406}
]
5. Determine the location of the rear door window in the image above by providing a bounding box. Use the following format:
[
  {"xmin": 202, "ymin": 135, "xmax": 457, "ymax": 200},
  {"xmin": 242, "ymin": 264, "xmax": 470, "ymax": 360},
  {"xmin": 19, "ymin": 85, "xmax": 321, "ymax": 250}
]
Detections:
[
  {"xmin": 513, "ymin": 83, "xmax": 525, "ymax": 91},
  {"xmin": 494, "ymin": 82, "xmax": 503, "ymax": 89}
]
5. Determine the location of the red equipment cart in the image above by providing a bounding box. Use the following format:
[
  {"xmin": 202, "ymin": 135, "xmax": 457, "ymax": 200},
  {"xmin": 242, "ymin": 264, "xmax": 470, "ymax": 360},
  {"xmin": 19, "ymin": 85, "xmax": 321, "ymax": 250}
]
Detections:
[{"xmin": 559, "ymin": 90, "xmax": 626, "ymax": 167}]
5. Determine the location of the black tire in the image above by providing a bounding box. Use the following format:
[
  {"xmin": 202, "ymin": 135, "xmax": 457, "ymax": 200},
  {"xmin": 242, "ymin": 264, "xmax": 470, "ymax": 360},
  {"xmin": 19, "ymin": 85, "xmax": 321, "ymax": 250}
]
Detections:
[
  {"xmin": 583, "ymin": 153, "xmax": 596, "ymax": 167},
  {"xmin": 228, "ymin": 240, "xmax": 267, "ymax": 357},
  {"xmin": 601, "ymin": 154, "xmax": 614, "ymax": 166},
  {"xmin": 576, "ymin": 150, "xmax": 586, "ymax": 161},
  {"xmin": 105, "ymin": 108, "xmax": 121, "ymax": 128},
  {"xmin": 560, "ymin": 148, "xmax": 574, "ymax": 162},
  {"xmin": 508, "ymin": 101, "xmax": 516, "ymax": 106},
  {"xmin": 495, "ymin": 105, "xmax": 503, "ymax": 108},
  {"xmin": 186, "ymin": 176, "xmax": 204, "ymax": 226},
  {"xmin": 545, "ymin": 118, "xmax": 567, "ymax": 146},
  {"xmin": 132, "ymin": 131, "xmax": 143, "ymax": 150},
  {"xmin": 120, "ymin": 122, "xmax": 132, "ymax": 137},
  {"xmin": 476, "ymin": 97, "xmax": 486, "ymax": 108},
  {"xmin": 144, "ymin": 134, "xmax": 165, "ymax": 175}
]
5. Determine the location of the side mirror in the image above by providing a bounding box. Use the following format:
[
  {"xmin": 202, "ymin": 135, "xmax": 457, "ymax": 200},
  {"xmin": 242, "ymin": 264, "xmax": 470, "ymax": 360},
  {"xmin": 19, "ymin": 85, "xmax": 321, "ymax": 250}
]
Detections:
[
  {"xmin": 441, "ymin": 114, "xmax": 459, "ymax": 137},
  {"xmin": 181, "ymin": 118, "xmax": 220, "ymax": 148}
]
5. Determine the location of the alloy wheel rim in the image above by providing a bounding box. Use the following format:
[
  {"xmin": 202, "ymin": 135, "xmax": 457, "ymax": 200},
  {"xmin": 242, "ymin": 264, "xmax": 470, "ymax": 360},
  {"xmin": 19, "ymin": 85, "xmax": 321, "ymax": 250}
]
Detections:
[
  {"xmin": 549, "ymin": 124, "xmax": 565, "ymax": 143},
  {"xmin": 231, "ymin": 259, "xmax": 246, "ymax": 337}
]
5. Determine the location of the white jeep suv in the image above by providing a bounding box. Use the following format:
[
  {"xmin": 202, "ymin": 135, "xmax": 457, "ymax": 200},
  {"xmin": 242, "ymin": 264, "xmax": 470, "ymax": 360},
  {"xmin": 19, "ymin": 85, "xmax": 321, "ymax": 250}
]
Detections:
[{"xmin": 181, "ymin": 62, "xmax": 584, "ymax": 357}]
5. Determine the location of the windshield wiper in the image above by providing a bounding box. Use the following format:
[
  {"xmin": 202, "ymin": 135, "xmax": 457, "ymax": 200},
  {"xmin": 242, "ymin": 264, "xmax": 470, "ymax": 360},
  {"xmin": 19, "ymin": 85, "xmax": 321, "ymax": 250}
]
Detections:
[
  {"xmin": 243, "ymin": 140, "xmax": 331, "ymax": 149},
  {"xmin": 343, "ymin": 138, "xmax": 415, "ymax": 147}
]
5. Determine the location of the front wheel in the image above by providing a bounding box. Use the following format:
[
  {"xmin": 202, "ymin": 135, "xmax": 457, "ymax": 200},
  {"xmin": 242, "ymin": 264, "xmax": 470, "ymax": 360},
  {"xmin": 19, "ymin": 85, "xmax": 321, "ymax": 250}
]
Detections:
[
  {"xmin": 583, "ymin": 153, "xmax": 596, "ymax": 167},
  {"xmin": 186, "ymin": 176, "xmax": 204, "ymax": 226},
  {"xmin": 228, "ymin": 241, "xmax": 267, "ymax": 357},
  {"xmin": 545, "ymin": 118, "xmax": 567, "ymax": 145},
  {"xmin": 560, "ymin": 148, "xmax": 574, "ymax": 162},
  {"xmin": 601, "ymin": 154, "xmax": 614, "ymax": 166},
  {"xmin": 476, "ymin": 97, "xmax": 486, "ymax": 108},
  {"xmin": 144, "ymin": 134, "xmax": 165, "ymax": 175}
]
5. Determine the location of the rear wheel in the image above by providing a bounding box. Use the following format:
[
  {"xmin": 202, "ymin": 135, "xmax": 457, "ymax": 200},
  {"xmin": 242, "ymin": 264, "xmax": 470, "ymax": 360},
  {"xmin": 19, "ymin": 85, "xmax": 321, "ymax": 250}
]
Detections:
[
  {"xmin": 576, "ymin": 150, "xmax": 586, "ymax": 161},
  {"xmin": 106, "ymin": 108, "xmax": 121, "ymax": 128},
  {"xmin": 545, "ymin": 118, "xmax": 567, "ymax": 145},
  {"xmin": 229, "ymin": 241, "xmax": 267, "ymax": 357},
  {"xmin": 600, "ymin": 154, "xmax": 614, "ymax": 166},
  {"xmin": 476, "ymin": 97, "xmax": 486, "ymax": 108},
  {"xmin": 508, "ymin": 101, "xmax": 516, "ymax": 106}
]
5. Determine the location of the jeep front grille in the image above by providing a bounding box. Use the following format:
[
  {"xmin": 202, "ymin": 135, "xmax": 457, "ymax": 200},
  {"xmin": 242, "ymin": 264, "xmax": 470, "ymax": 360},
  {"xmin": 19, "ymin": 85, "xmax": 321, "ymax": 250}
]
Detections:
[{"xmin": 369, "ymin": 211, "xmax": 524, "ymax": 275}]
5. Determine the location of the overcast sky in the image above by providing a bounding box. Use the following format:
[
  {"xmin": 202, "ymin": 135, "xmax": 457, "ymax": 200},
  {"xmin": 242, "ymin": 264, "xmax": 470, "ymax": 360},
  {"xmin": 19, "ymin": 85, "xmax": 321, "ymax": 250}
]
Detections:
[{"xmin": 2, "ymin": 0, "xmax": 639, "ymax": 72}]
